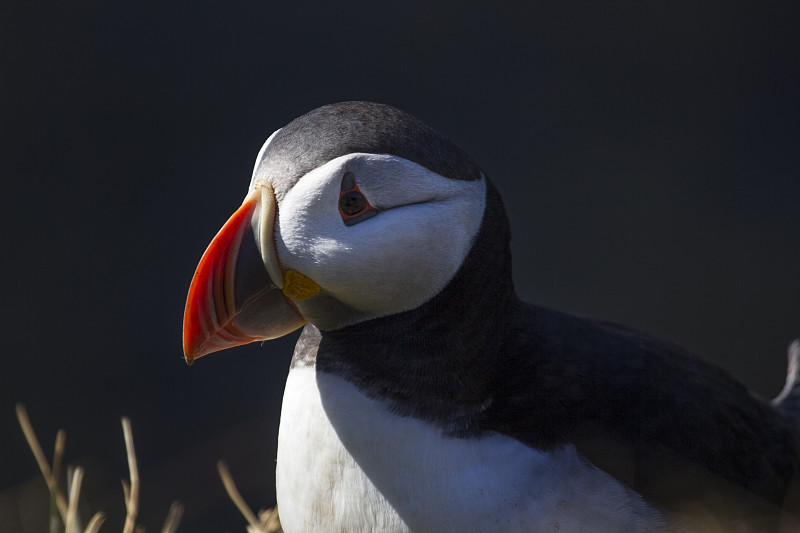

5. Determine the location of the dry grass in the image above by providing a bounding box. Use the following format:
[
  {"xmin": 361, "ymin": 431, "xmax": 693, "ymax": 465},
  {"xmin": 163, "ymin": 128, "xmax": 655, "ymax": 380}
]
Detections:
[
  {"xmin": 217, "ymin": 461, "xmax": 282, "ymax": 533},
  {"xmin": 15, "ymin": 403, "xmax": 280, "ymax": 532},
  {"xmin": 15, "ymin": 404, "xmax": 183, "ymax": 533}
]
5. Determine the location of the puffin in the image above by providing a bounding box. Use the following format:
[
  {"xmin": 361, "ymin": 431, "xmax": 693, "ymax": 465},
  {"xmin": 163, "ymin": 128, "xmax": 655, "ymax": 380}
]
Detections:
[{"xmin": 182, "ymin": 101, "xmax": 800, "ymax": 532}]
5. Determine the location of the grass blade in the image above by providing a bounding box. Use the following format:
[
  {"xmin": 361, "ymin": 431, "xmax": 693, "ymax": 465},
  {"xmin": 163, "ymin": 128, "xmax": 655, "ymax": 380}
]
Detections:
[
  {"xmin": 217, "ymin": 460, "xmax": 262, "ymax": 531},
  {"xmin": 121, "ymin": 417, "xmax": 140, "ymax": 533}
]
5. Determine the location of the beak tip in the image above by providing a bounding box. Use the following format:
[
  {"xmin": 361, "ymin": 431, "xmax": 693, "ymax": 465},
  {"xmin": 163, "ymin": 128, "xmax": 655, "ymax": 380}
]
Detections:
[
  {"xmin": 182, "ymin": 328, "xmax": 216, "ymax": 364},
  {"xmin": 182, "ymin": 320, "xmax": 201, "ymax": 364}
]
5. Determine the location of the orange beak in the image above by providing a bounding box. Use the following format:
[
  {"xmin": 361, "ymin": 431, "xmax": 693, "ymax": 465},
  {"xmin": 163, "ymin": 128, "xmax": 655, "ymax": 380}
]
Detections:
[{"xmin": 182, "ymin": 183, "xmax": 304, "ymax": 364}]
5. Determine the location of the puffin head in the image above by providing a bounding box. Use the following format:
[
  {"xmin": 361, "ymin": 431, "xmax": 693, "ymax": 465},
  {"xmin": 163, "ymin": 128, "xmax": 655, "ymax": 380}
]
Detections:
[{"xmin": 182, "ymin": 102, "xmax": 495, "ymax": 363}]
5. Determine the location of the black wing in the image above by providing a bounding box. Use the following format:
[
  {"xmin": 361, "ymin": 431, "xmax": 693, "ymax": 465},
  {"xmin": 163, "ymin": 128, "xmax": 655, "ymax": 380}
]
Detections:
[{"xmin": 486, "ymin": 303, "xmax": 800, "ymax": 525}]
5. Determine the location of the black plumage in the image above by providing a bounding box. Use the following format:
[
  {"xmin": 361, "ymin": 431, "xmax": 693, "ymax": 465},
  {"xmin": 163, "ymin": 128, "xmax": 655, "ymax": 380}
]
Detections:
[{"xmin": 255, "ymin": 101, "xmax": 483, "ymax": 202}]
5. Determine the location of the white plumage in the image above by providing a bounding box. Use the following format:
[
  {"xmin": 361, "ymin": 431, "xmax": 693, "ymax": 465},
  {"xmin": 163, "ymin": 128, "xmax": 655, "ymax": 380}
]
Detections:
[{"xmin": 277, "ymin": 367, "xmax": 670, "ymax": 533}]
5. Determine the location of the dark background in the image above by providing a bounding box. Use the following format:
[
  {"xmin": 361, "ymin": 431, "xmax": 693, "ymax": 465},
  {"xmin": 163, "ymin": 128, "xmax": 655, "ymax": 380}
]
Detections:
[{"xmin": 2, "ymin": 1, "xmax": 799, "ymax": 531}]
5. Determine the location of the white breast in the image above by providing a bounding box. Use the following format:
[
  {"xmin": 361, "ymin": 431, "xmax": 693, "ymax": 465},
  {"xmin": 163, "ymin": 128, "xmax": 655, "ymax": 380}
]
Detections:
[{"xmin": 276, "ymin": 366, "xmax": 672, "ymax": 533}]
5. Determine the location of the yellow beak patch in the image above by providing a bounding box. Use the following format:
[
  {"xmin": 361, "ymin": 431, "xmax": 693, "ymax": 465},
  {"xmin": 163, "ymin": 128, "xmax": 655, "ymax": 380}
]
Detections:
[{"xmin": 282, "ymin": 269, "xmax": 321, "ymax": 300}]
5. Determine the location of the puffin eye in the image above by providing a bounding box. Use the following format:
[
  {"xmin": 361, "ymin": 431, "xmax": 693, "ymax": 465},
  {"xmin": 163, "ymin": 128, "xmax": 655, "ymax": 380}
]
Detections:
[
  {"xmin": 340, "ymin": 191, "xmax": 366, "ymax": 215},
  {"xmin": 339, "ymin": 172, "xmax": 378, "ymax": 226}
]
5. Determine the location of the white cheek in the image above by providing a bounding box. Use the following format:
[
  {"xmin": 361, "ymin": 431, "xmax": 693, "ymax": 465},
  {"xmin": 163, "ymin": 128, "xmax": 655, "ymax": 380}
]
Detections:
[
  {"xmin": 275, "ymin": 169, "xmax": 344, "ymax": 262},
  {"xmin": 333, "ymin": 201, "xmax": 475, "ymax": 308},
  {"xmin": 276, "ymin": 168, "xmax": 485, "ymax": 325}
]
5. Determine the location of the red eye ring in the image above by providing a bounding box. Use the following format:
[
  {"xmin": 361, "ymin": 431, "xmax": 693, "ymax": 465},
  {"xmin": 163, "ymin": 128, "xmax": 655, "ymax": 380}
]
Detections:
[{"xmin": 339, "ymin": 172, "xmax": 377, "ymax": 226}]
